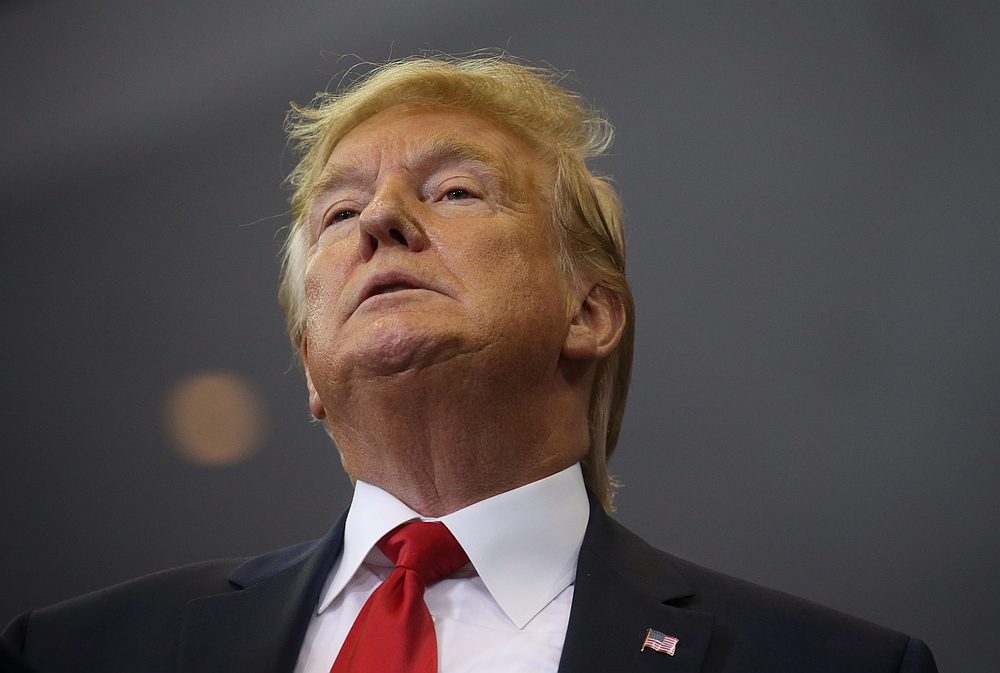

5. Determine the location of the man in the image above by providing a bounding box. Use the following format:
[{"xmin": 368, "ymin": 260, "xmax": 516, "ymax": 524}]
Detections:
[{"xmin": 4, "ymin": 54, "xmax": 936, "ymax": 672}]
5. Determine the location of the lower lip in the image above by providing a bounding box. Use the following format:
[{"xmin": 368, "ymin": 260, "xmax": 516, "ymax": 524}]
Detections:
[{"xmin": 356, "ymin": 288, "xmax": 436, "ymax": 311}]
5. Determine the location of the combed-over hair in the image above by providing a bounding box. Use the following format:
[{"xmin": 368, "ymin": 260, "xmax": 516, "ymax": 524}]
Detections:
[{"xmin": 279, "ymin": 53, "xmax": 634, "ymax": 510}]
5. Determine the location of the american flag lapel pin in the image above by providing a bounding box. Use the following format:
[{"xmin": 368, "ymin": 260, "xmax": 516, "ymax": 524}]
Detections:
[{"xmin": 641, "ymin": 627, "xmax": 679, "ymax": 656}]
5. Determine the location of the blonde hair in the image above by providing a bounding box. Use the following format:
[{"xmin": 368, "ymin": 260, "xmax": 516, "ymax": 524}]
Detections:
[{"xmin": 279, "ymin": 53, "xmax": 634, "ymax": 510}]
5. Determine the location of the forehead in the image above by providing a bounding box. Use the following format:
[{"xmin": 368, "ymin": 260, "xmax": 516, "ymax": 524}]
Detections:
[{"xmin": 321, "ymin": 104, "xmax": 547, "ymax": 184}]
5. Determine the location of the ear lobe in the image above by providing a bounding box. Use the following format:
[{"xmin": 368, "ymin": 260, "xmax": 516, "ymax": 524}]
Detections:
[
  {"xmin": 302, "ymin": 339, "xmax": 327, "ymax": 420},
  {"xmin": 562, "ymin": 284, "xmax": 626, "ymax": 361}
]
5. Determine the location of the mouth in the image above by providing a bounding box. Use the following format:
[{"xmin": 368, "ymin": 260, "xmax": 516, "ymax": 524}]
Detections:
[
  {"xmin": 372, "ymin": 282, "xmax": 420, "ymax": 296},
  {"xmin": 355, "ymin": 271, "xmax": 437, "ymax": 311}
]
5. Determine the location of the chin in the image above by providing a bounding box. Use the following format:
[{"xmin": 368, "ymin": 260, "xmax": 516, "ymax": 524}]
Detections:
[{"xmin": 346, "ymin": 317, "xmax": 471, "ymax": 377}]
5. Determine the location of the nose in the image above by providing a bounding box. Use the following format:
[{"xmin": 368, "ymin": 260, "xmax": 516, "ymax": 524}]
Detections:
[{"xmin": 357, "ymin": 180, "xmax": 428, "ymax": 260}]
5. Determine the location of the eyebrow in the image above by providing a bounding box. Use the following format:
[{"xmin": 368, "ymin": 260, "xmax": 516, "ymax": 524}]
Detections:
[{"xmin": 308, "ymin": 134, "xmax": 521, "ymax": 203}]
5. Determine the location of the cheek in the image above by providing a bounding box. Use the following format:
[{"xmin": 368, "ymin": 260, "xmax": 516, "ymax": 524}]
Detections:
[
  {"xmin": 458, "ymin": 231, "xmax": 567, "ymax": 319},
  {"xmin": 302, "ymin": 274, "xmax": 327, "ymax": 332},
  {"xmin": 303, "ymin": 248, "xmax": 354, "ymax": 328}
]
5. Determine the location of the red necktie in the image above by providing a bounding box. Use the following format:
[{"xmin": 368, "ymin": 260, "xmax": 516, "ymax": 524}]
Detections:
[{"xmin": 330, "ymin": 521, "xmax": 470, "ymax": 673}]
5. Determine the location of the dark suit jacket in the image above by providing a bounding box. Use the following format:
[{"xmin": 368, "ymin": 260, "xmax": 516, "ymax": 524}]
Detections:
[{"xmin": 3, "ymin": 494, "xmax": 937, "ymax": 672}]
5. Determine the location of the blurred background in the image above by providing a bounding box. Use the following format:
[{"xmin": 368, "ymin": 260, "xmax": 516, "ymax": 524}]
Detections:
[{"xmin": 2, "ymin": 1, "xmax": 998, "ymax": 670}]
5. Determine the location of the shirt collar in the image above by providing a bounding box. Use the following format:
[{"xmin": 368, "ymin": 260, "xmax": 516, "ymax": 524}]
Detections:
[{"xmin": 317, "ymin": 463, "xmax": 590, "ymax": 629}]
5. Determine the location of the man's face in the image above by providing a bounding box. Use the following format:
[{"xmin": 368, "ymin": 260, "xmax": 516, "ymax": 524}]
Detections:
[{"xmin": 301, "ymin": 104, "xmax": 575, "ymax": 400}]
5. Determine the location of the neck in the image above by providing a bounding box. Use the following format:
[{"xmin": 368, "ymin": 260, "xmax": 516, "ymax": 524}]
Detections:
[{"xmin": 326, "ymin": 360, "xmax": 591, "ymax": 517}]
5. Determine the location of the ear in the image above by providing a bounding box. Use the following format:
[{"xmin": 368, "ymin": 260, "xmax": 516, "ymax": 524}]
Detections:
[
  {"xmin": 562, "ymin": 284, "xmax": 626, "ymax": 361},
  {"xmin": 302, "ymin": 338, "xmax": 327, "ymax": 420}
]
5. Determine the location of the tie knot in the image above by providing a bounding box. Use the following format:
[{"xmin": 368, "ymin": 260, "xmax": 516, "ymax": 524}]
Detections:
[{"xmin": 377, "ymin": 521, "xmax": 469, "ymax": 584}]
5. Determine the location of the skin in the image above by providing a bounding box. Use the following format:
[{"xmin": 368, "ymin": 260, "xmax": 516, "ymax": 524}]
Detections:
[{"xmin": 301, "ymin": 104, "xmax": 625, "ymax": 516}]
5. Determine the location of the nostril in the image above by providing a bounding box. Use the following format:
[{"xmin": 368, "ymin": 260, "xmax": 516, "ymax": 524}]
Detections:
[{"xmin": 389, "ymin": 229, "xmax": 407, "ymax": 245}]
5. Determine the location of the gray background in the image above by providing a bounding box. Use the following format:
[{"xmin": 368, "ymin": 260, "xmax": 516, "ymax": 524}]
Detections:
[{"xmin": 2, "ymin": 1, "xmax": 998, "ymax": 671}]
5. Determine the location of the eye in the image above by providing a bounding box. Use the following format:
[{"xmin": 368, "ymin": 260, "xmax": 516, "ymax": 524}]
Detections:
[
  {"xmin": 325, "ymin": 208, "xmax": 359, "ymax": 227},
  {"xmin": 444, "ymin": 188, "xmax": 473, "ymax": 201}
]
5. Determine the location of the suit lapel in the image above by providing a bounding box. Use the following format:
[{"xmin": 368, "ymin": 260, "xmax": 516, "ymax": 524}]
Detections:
[
  {"xmin": 175, "ymin": 493, "xmax": 715, "ymax": 672},
  {"xmin": 558, "ymin": 497, "xmax": 715, "ymax": 673},
  {"xmin": 176, "ymin": 513, "xmax": 347, "ymax": 673}
]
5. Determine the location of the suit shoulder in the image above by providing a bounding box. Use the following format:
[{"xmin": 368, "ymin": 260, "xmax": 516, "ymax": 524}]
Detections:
[
  {"xmin": 600, "ymin": 515, "xmax": 904, "ymax": 640},
  {"xmin": 665, "ymin": 552, "xmax": 930, "ymax": 671},
  {"xmin": 669, "ymin": 551, "xmax": 894, "ymax": 629},
  {"xmin": 36, "ymin": 557, "xmax": 246, "ymax": 620},
  {"xmin": 597, "ymin": 515, "xmax": 936, "ymax": 671},
  {"xmin": 12, "ymin": 558, "xmax": 246, "ymax": 666}
]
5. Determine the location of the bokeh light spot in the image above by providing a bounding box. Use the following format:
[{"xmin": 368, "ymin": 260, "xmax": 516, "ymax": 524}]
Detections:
[{"xmin": 163, "ymin": 370, "xmax": 268, "ymax": 467}]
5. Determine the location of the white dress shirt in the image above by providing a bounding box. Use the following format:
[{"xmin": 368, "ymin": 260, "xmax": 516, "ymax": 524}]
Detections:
[{"xmin": 293, "ymin": 464, "xmax": 590, "ymax": 673}]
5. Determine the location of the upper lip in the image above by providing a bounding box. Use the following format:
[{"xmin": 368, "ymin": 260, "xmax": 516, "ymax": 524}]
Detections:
[{"xmin": 354, "ymin": 270, "xmax": 439, "ymax": 310}]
